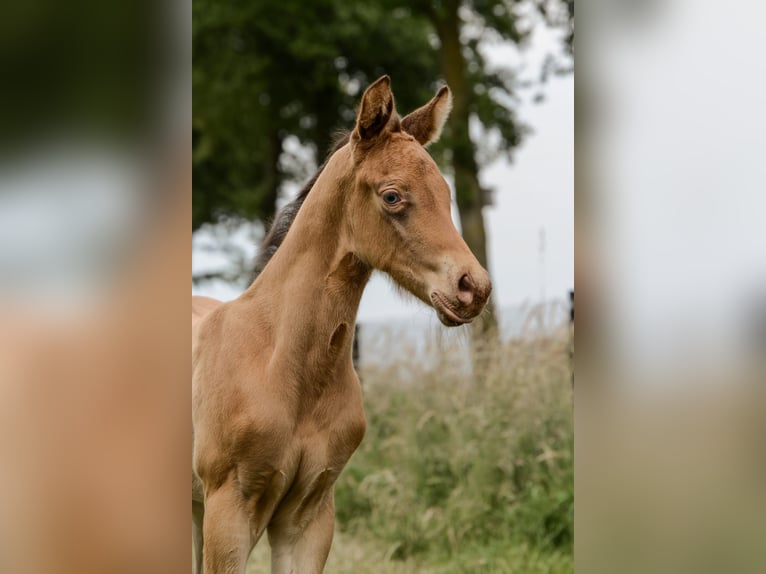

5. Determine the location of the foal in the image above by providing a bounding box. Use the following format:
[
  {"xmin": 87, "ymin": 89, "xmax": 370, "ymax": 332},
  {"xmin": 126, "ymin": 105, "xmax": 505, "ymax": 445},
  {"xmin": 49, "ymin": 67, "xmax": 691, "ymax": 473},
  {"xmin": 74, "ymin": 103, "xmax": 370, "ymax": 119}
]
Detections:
[{"xmin": 192, "ymin": 76, "xmax": 491, "ymax": 574}]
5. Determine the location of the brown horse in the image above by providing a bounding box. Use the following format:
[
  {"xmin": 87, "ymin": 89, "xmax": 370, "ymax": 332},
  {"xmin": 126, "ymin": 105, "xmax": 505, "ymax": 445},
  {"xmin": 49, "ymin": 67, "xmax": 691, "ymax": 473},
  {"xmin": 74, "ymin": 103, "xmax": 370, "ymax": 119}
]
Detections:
[{"xmin": 192, "ymin": 76, "xmax": 491, "ymax": 574}]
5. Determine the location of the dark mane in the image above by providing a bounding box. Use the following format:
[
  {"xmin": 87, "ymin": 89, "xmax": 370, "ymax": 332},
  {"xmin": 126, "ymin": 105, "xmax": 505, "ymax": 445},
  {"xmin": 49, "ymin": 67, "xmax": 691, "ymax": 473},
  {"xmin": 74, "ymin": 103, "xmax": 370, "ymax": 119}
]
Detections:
[{"xmin": 250, "ymin": 132, "xmax": 350, "ymax": 282}]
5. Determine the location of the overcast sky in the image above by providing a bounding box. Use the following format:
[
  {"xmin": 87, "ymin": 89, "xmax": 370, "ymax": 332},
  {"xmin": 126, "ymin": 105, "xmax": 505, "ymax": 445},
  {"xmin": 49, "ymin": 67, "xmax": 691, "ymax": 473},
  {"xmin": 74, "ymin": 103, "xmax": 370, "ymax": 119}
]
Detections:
[{"xmin": 588, "ymin": 0, "xmax": 766, "ymax": 377}]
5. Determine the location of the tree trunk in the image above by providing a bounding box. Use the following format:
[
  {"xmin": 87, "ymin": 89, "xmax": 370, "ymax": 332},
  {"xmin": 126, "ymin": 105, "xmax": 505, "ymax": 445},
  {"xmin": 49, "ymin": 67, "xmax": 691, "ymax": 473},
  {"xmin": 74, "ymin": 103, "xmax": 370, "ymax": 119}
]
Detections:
[{"xmin": 432, "ymin": 2, "xmax": 499, "ymax": 342}]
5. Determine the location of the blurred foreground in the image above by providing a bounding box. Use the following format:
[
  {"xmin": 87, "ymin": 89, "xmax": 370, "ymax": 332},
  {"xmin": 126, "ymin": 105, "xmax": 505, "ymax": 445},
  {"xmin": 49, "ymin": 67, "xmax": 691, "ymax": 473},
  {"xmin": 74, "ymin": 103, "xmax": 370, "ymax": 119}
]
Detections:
[{"xmin": 0, "ymin": 1, "xmax": 190, "ymax": 572}]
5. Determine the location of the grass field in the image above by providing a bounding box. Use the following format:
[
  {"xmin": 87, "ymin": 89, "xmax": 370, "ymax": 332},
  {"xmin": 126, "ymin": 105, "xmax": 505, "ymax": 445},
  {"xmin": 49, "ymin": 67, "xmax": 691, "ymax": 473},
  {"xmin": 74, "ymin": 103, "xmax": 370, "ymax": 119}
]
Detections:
[{"xmin": 247, "ymin": 330, "xmax": 574, "ymax": 573}]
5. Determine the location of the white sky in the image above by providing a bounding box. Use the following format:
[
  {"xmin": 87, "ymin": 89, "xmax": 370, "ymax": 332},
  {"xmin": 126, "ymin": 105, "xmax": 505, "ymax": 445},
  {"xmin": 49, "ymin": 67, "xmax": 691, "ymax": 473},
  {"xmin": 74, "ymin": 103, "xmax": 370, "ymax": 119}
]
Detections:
[{"xmin": 590, "ymin": 0, "xmax": 766, "ymax": 378}]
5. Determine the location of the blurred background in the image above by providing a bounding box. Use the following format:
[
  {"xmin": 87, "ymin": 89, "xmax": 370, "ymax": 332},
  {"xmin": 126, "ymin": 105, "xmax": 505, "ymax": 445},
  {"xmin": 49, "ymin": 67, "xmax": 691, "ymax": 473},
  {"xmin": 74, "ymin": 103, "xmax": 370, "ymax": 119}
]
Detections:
[
  {"xmin": 191, "ymin": 0, "xmax": 574, "ymax": 572},
  {"xmin": 577, "ymin": 1, "xmax": 766, "ymax": 573}
]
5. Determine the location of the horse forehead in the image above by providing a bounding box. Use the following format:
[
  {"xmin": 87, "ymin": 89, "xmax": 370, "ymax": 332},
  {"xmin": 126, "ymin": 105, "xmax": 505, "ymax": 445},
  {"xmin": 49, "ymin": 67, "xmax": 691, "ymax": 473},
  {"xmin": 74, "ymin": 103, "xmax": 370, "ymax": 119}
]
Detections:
[{"xmin": 375, "ymin": 141, "xmax": 440, "ymax": 179}]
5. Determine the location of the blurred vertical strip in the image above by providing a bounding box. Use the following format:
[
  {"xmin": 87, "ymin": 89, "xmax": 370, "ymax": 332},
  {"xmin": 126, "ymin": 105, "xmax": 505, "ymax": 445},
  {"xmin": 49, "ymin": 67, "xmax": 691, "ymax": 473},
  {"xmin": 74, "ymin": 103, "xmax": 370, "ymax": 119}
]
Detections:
[
  {"xmin": 577, "ymin": 1, "xmax": 766, "ymax": 573},
  {"xmin": 0, "ymin": 1, "xmax": 190, "ymax": 573},
  {"xmin": 569, "ymin": 289, "xmax": 574, "ymax": 387}
]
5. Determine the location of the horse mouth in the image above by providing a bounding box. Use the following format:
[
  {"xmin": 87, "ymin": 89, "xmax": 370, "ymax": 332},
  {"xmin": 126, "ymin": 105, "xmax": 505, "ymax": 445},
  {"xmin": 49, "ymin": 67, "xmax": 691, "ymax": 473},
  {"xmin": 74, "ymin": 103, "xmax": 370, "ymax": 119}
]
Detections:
[{"xmin": 430, "ymin": 292, "xmax": 474, "ymax": 327}]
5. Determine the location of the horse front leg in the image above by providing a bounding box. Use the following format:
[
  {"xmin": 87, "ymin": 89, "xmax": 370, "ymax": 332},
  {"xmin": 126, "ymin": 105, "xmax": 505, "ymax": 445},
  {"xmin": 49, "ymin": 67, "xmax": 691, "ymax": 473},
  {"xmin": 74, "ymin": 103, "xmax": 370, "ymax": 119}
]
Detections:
[
  {"xmin": 192, "ymin": 500, "xmax": 205, "ymax": 574},
  {"xmin": 203, "ymin": 465, "xmax": 290, "ymax": 573},
  {"xmin": 267, "ymin": 490, "xmax": 336, "ymax": 574},
  {"xmin": 202, "ymin": 478, "xmax": 253, "ymax": 574}
]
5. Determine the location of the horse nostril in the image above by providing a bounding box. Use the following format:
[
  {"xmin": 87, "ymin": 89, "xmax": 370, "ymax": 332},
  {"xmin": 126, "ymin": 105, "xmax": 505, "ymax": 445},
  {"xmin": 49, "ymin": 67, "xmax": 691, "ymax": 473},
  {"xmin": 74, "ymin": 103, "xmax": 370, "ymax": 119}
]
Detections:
[{"xmin": 457, "ymin": 273, "xmax": 475, "ymax": 306}]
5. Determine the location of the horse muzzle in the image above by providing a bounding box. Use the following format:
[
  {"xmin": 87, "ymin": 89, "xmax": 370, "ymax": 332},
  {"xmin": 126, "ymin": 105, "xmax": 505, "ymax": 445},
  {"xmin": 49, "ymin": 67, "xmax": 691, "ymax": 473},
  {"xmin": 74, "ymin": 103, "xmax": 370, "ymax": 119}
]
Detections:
[{"xmin": 429, "ymin": 271, "xmax": 491, "ymax": 327}]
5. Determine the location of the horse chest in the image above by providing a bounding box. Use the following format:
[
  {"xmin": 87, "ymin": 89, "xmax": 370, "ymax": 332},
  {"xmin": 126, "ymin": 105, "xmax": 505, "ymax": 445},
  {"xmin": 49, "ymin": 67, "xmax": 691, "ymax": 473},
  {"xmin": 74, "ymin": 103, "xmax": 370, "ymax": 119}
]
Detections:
[
  {"xmin": 291, "ymin": 384, "xmax": 365, "ymax": 460},
  {"xmin": 269, "ymin": 403, "xmax": 365, "ymax": 520}
]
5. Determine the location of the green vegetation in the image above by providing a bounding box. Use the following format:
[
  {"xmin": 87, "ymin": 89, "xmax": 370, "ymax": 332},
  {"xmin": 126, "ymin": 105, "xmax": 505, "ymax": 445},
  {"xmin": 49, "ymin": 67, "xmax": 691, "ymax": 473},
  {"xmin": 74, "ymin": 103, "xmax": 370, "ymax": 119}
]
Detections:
[{"xmin": 247, "ymin": 331, "xmax": 573, "ymax": 573}]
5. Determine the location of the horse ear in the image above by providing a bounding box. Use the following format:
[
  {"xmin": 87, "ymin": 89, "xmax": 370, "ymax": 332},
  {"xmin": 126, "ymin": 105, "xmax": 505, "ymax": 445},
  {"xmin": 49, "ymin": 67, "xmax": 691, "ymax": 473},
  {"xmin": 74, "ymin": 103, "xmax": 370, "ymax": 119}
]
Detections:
[
  {"xmin": 401, "ymin": 85, "xmax": 452, "ymax": 146},
  {"xmin": 355, "ymin": 75, "xmax": 395, "ymax": 140}
]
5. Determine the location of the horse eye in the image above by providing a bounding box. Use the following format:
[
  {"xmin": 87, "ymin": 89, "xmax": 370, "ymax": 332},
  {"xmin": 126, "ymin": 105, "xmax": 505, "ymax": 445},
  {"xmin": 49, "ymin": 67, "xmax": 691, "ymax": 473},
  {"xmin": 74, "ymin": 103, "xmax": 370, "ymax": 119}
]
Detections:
[{"xmin": 382, "ymin": 191, "xmax": 401, "ymax": 205}]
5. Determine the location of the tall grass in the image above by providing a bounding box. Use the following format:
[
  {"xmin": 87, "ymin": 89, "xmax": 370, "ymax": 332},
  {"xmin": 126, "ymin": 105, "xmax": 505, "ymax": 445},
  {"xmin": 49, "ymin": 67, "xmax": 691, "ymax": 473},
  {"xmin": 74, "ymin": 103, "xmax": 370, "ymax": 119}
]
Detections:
[
  {"xmin": 335, "ymin": 329, "xmax": 573, "ymax": 570},
  {"xmin": 248, "ymin": 329, "xmax": 573, "ymax": 573}
]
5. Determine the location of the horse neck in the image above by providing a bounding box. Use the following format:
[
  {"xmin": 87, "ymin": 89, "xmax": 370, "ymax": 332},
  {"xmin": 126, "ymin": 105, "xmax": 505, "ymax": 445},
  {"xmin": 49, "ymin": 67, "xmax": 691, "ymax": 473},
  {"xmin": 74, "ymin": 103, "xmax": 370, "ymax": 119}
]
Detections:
[{"xmin": 240, "ymin": 146, "xmax": 370, "ymax": 374}]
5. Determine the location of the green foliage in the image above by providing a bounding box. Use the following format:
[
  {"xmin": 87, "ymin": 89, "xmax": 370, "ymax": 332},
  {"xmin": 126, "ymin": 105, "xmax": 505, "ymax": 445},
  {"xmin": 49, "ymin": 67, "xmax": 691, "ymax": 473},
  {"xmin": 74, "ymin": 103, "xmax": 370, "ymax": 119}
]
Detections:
[{"xmin": 333, "ymin": 333, "xmax": 574, "ymax": 568}]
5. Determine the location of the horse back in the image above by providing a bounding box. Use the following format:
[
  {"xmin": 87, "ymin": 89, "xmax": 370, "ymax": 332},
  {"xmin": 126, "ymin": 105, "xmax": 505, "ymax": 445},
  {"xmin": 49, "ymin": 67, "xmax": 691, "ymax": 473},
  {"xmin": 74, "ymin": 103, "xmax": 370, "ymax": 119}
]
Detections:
[{"xmin": 192, "ymin": 295, "xmax": 222, "ymax": 325}]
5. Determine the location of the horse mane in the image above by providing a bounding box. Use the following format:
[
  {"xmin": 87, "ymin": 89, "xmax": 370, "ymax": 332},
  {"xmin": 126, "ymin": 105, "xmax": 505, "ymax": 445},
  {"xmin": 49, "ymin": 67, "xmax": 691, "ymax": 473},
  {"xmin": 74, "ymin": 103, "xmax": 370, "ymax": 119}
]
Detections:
[{"xmin": 250, "ymin": 132, "xmax": 351, "ymax": 282}]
